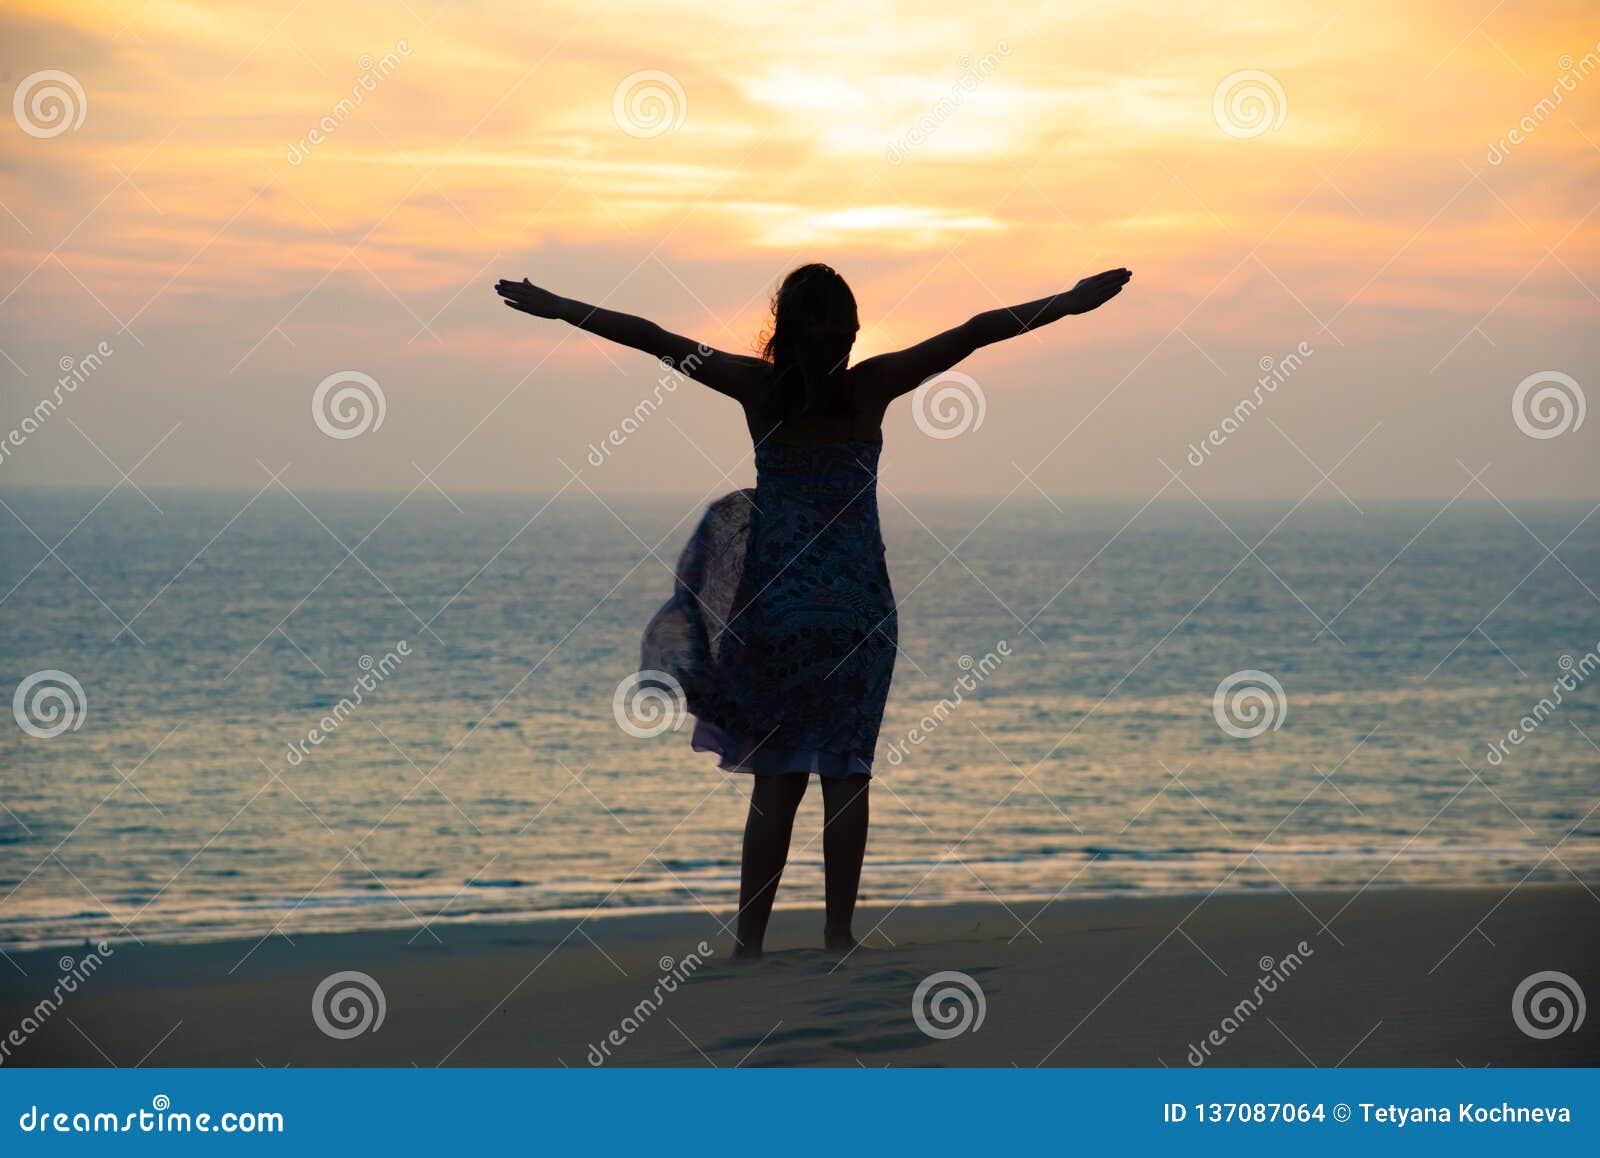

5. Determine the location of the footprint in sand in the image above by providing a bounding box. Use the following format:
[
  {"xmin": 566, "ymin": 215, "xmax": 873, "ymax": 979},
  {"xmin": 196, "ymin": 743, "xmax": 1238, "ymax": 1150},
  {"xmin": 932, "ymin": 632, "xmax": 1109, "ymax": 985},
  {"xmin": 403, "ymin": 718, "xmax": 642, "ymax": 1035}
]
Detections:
[
  {"xmin": 849, "ymin": 966, "xmax": 925, "ymax": 985},
  {"xmin": 711, "ymin": 1024, "xmax": 840, "ymax": 1052},
  {"xmin": 812, "ymin": 995, "xmax": 894, "ymax": 1017},
  {"xmin": 834, "ymin": 1028, "xmax": 936, "ymax": 1054},
  {"xmin": 682, "ymin": 969, "xmax": 736, "ymax": 984}
]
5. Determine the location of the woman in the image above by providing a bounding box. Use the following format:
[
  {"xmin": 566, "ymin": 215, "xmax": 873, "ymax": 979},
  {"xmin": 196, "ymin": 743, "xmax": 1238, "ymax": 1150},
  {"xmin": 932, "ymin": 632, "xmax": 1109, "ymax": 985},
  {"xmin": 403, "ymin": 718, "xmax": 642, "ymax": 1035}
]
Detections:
[{"xmin": 496, "ymin": 263, "xmax": 1132, "ymax": 958}]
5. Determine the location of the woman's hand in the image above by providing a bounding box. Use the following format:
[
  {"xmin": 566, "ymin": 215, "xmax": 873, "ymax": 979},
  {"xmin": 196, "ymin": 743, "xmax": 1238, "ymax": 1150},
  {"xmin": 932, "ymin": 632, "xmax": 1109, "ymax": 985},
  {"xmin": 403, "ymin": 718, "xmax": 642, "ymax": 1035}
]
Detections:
[
  {"xmin": 1059, "ymin": 268, "xmax": 1132, "ymax": 315},
  {"xmin": 495, "ymin": 278, "xmax": 568, "ymax": 319}
]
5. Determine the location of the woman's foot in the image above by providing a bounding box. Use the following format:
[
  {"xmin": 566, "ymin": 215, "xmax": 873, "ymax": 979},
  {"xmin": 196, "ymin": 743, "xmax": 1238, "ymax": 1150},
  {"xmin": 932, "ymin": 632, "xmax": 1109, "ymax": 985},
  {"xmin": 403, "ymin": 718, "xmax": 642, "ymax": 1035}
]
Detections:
[
  {"xmin": 731, "ymin": 941, "xmax": 764, "ymax": 962},
  {"xmin": 823, "ymin": 927, "xmax": 857, "ymax": 953}
]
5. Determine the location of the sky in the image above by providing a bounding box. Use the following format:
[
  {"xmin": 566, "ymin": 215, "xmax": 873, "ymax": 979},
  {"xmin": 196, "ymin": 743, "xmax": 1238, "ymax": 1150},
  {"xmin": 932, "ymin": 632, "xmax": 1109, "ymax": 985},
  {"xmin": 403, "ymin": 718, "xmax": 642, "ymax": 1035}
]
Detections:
[{"xmin": 0, "ymin": 0, "xmax": 1595, "ymax": 500}]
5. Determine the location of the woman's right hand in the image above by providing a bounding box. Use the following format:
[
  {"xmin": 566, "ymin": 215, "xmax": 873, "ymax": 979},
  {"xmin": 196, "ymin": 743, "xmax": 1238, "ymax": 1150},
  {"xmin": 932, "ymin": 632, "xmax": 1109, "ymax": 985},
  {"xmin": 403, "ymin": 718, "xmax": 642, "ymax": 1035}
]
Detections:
[
  {"xmin": 495, "ymin": 278, "xmax": 567, "ymax": 318},
  {"xmin": 1060, "ymin": 268, "xmax": 1132, "ymax": 315}
]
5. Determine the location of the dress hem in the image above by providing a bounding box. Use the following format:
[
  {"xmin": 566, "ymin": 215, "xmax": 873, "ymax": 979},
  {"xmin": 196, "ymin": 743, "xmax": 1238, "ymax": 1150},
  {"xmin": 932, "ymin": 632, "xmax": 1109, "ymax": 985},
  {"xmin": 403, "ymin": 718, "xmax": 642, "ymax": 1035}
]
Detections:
[{"xmin": 690, "ymin": 719, "xmax": 873, "ymax": 779}]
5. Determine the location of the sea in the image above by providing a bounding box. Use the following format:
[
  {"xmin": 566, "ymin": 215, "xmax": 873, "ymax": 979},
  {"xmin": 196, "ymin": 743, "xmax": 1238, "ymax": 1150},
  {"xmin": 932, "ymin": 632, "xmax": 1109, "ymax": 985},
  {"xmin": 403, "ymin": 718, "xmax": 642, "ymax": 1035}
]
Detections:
[{"xmin": 1, "ymin": 487, "xmax": 1596, "ymax": 949}]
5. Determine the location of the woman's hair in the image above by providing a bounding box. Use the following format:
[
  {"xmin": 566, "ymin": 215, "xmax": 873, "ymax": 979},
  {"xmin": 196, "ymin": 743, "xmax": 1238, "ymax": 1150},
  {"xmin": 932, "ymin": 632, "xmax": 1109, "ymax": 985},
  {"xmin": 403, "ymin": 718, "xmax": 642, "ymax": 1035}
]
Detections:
[{"xmin": 759, "ymin": 263, "xmax": 858, "ymax": 419}]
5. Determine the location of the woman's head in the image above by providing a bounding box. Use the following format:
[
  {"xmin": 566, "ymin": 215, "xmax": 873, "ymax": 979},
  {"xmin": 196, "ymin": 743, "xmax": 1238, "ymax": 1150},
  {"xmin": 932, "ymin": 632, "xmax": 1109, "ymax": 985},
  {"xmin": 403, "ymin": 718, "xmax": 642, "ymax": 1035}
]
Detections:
[{"xmin": 761, "ymin": 265, "xmax": 858, "ymax": 413}]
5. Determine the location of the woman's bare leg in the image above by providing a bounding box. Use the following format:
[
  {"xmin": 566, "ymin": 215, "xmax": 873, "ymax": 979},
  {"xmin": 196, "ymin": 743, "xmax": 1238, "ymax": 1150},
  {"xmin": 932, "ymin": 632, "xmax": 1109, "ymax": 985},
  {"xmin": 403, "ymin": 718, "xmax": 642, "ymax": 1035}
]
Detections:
[
  {"xmin": 821, "ymin": 776, "xmax": 869, "ymax": 951},
  {"xmin": 733, "ymin": 772, "xmax": 810, "ymax": 959}
]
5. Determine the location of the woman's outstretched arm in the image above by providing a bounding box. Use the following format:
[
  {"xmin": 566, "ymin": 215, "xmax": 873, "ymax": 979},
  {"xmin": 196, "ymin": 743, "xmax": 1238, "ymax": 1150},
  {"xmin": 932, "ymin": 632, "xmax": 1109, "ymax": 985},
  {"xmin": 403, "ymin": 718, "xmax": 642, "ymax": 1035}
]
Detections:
[
  {"xmin": 495, "ymin": 278, "xmax": 763, "ymax": 401},
  {"xmin": 855, "ymin": 268, "xmax": 1132, "ymax": 403}
]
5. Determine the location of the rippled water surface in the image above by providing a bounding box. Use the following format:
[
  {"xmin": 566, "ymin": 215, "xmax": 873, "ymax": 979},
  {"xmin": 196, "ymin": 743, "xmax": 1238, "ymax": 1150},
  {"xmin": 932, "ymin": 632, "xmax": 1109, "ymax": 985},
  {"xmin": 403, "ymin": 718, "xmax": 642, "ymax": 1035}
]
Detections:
[{"xmin": 2, "ymin": 488, "xmax": 1596, "ymax": 948}]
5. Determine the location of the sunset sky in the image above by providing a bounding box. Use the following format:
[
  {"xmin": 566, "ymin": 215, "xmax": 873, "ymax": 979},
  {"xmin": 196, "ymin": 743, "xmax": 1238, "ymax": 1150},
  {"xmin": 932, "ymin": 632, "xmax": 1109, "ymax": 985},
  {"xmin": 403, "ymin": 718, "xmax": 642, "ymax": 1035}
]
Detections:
[{"xmin": 1, "ymin": 0, "xmax": 1595, "ymax": 499}]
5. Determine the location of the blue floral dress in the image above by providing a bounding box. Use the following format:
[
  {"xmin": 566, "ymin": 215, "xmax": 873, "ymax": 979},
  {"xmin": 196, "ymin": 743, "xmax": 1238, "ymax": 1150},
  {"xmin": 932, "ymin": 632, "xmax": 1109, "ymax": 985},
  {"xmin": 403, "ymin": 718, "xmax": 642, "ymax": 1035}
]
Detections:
[{"xmin": 641, "ymin": 438, "xmax": 896, "ymax": 777}]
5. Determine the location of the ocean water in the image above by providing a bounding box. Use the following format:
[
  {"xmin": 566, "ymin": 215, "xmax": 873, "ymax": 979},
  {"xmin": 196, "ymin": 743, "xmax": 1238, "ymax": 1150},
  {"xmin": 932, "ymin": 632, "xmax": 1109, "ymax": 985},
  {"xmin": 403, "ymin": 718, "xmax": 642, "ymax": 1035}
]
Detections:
[{"xmin": 1, "ymin": 487, "xmax": 1596, "ymax": 949}]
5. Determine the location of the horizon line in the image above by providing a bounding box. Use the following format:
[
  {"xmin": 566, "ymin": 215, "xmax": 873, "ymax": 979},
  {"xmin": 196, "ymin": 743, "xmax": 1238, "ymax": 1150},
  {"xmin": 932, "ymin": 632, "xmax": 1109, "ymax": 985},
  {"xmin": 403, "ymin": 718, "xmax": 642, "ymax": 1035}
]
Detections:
[{"xmin": 0, "ymin": 481, "xmax": 1594, "ymax": 506}]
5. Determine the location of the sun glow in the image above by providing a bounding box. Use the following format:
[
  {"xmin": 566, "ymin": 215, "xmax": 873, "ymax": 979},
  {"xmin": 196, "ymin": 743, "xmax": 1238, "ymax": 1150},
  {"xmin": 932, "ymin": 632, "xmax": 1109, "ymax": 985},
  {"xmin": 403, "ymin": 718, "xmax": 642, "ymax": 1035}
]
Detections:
[{"xmin": 1, "ymin": 0, "xmax": 1595, "ymax": 497}]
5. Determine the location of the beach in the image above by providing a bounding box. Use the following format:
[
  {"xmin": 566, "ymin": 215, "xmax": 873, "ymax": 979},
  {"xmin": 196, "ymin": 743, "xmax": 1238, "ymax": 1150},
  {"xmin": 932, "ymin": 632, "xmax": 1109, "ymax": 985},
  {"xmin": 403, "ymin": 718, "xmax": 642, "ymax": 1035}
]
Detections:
[{"xmin": 4, "ymin": 883, "xmax": 1593, "ymax": 1068}]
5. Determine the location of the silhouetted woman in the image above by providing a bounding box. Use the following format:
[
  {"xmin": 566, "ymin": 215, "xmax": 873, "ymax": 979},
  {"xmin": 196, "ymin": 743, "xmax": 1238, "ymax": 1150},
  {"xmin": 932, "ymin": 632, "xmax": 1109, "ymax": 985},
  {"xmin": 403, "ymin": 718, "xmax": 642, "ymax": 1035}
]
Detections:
[{"xmin": 496, "ymin": 264, "xmax": 1131, "ymax": 957}]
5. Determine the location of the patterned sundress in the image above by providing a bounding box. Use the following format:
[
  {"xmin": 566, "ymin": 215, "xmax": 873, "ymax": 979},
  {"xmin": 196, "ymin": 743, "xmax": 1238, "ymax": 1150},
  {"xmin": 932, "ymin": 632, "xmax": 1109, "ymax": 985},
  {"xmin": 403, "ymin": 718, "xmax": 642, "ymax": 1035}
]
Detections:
[{"xmin": 640, "ymin": 438, "xmax": 896, "ymax": 777}]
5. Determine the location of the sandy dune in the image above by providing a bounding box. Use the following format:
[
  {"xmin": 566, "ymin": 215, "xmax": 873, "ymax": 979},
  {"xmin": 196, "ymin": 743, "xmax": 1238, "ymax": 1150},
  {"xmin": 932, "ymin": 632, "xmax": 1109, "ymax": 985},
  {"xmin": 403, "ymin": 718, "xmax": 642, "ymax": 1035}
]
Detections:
[{"xmin": 3, "ymin": 884, "xmax": 1594, "ymax": 1067}]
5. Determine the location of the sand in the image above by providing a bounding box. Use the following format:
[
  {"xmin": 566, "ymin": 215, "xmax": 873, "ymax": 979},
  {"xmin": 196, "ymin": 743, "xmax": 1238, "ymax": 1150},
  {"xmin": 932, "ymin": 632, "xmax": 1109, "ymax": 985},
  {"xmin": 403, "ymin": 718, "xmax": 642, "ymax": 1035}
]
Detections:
[{"xmin": 2, "ymin": 883, "xmax": 1594, "ymax": 1067}]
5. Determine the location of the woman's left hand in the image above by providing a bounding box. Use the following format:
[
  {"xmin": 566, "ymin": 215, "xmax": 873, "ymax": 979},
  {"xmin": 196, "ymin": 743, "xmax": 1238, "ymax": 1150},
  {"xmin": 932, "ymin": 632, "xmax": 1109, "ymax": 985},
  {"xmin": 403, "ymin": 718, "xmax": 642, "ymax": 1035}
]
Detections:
[{"xmin": 1060, "ymin": 268, "xmax": 1132, "ymax": 315}]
